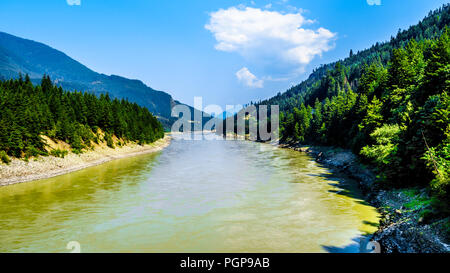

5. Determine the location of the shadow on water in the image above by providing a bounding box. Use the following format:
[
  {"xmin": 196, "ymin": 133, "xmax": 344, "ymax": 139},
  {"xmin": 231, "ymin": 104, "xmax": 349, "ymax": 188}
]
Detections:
[
  {"xmin": 322, "ymin": 236, "xmax": 378, "ymax": 253},
  {"xmin": 307, "ymin": 169, "xmax": 371, "ymax": 206},
  {"xmin": 280, "ymin": 150, "xmax": 381, "ymax": 253},
  {"xmin": 303, "ymin": 158, "xmax": 380, "ymax": 253},
  {"xmin": 363, "ymin": 220, "xmax": 380, "ymax": 228},
  {"xmin": 318, "ymin": 175, "xmax": 380, "ymax": 254},
  {"xmin": 316, "ymin": 169, "xmax": 380, "ymax": 253},
  {"xmin": 323, "ymin": 237, "xmax": 362, "ymax": 253}
]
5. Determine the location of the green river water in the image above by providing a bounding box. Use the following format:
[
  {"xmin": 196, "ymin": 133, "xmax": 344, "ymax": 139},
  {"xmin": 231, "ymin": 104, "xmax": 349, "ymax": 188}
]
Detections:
[{"xmin": 0, "ymin": 134, "xmax": 379, "ymax": 253}]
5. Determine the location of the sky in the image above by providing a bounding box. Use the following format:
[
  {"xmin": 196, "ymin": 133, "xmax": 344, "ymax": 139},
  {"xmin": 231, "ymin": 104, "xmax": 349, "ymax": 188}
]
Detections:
[{"xmin": 0, "ymin": 0, "xmax": 448, "ymax": 109}]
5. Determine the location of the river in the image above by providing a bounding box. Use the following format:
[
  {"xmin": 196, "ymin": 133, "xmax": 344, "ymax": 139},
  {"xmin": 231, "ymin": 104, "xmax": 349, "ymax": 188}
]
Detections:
[{"xmin": 0, "ymin": 134, "xmax": 379, "ymax": 253}]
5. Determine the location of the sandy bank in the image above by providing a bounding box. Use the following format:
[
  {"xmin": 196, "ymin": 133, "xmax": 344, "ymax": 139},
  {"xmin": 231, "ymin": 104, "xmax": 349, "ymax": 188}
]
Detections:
[{"xmin": 0, "ymin": 135, "xmax": 171, "ymax": 187}]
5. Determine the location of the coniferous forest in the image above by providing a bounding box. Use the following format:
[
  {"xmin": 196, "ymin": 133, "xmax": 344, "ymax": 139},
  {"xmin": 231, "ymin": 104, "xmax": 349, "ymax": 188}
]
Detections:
[
  {"xmin": 0, "ymin": 75, "xmax": 164, "ymax": 160},
  {"xmin": 250, "ymin": 5, "xmax": 450, "ymax": 212},
  {"xmin": 277, "ymin": 31, "xmax": 449, "ymax": 191}
]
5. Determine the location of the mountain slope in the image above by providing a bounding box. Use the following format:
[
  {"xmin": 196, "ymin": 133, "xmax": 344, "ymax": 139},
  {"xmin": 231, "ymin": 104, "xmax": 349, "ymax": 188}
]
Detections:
[
  {"xmin": 260, "ymin": 4, "xmax": 450, "ymax": 111},
  {"xmin": 0, "ymin": 31, "xmax": 193, "ymax": 128},
  {"xmin": 239, "ymin": 4, "xmax": 450, "ymax": 215}
]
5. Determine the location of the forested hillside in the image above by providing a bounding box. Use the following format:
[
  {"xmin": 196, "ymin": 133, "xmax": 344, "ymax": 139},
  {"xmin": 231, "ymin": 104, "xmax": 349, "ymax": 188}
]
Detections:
[
  {"xmin": 0, "ymin": 31, "xmax": 203, "ymax": 129},
  {"xmin": 262, "ymin": 5, "xmax": 449, "ymax": 110},
  {"xmin": 0, "ymin": 75, "xmax": 164, "ymax": 161},
  {"xmin": 243, "ymin": 5, "xmax": 449, "ymax": 209},
  {"xmin": 278, "ymin": 30, "xmax": 448, "ymax": 197}
]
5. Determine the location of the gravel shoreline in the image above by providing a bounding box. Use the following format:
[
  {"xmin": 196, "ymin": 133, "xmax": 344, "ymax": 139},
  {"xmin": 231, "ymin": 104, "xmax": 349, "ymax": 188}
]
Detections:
[{"xmin": 0, "ymin": 135, "xmax": 171, "ymax": 187}]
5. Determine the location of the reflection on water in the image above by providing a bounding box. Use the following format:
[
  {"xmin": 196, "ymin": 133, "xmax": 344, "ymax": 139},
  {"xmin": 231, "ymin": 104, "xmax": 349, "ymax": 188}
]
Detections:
[{"xmin": 0, "ymin": 134, "xmax": 379, "ymax": 253}]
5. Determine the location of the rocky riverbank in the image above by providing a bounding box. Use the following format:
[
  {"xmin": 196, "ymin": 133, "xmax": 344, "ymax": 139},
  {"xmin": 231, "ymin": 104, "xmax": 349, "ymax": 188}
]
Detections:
[
  {"xmin": 279, "ymin": 141, "xmax": 450, "ymax": 253},
  {"xmin": 0, "ymin": 135, "xmax": 171, "ymax": 187}
]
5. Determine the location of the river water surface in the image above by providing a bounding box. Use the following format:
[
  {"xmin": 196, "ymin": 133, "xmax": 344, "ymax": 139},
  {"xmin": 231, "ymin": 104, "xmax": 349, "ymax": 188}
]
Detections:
[{"xmin": 0, "ymin": 134, "xmax": 379, "ymax": 253}]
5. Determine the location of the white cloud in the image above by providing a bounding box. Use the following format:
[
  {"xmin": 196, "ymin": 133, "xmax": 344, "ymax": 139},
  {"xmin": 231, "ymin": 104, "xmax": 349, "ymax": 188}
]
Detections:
[
  {"xmin": 367, "ymin": 0, "xmax": 381, "ymax": 5},
  {"xmin": 205, "ymin": 6, "xmax": 336, "ymax": 73},
  {"xmin": 236, "ymin": 67, "xmax": 264, "ymax": 88},
  {"xmin": 66, "ymin": 0, "xmax": 81, "ymax": 6}
]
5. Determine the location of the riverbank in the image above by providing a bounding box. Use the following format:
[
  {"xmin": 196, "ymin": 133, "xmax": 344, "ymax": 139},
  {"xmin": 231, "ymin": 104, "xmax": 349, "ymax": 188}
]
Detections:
[
  {"xmin": 279, "ymin": 141, "xmax": 450, "ymax": 253},
  {"xmin": 0, "ymin": 135, "xmax": 171, "ymax": 187}
]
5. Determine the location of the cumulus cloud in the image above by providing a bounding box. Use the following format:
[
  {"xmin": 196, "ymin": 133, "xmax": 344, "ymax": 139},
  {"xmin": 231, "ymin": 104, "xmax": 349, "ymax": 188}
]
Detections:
[
  {"xmin": 236, "ymin": 67, "xmax": 264, "ymax": 88},
  {"xmin": 67, "ymin": 0, "xmax": 81, "ymax": 6},
  {"xmin": 367, "ymin": 0, "xmax": 381, "ymax": 5},
  {"xmin": 205, "ymin": 6, "xmax": 336, "ymax": 73}
]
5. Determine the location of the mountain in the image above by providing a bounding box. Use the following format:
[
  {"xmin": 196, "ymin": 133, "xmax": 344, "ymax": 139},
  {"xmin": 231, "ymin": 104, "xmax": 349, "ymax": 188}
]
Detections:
[
  {"xmin": 0, "ymin": 31, "xmax": 199, "ymax": 129},
  {"xmin": 233, "ymin": 5, "xmax": 449, "ymax": 209},
  {"xmin": 259, "ymin": 4, "xmax": 449, "ymax": 111}
]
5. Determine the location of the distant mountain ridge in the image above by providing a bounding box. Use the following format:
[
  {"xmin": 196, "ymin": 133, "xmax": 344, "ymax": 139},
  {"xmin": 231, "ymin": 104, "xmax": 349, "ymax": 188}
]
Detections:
[{"xmin": 0, "ymin": 31, "xmax": 197, "ymax": 128}]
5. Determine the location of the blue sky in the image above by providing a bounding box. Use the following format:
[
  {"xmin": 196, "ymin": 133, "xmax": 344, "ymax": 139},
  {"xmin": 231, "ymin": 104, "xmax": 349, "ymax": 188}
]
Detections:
[{"xmin": 0, "ymin": 0, "xmax": 448, "ymax": 108}]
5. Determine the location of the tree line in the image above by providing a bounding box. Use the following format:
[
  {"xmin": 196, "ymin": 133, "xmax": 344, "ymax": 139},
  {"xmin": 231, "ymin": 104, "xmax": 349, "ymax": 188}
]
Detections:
[{"xmin": 0, "ymin": 75, "xmax": 164, "ymax": 160}]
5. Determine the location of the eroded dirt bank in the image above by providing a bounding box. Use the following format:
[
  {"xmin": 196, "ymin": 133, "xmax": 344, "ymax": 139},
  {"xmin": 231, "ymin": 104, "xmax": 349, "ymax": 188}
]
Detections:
[{"xmin": 0, "ymin": 135, "xmax": 171, "ymax": 187}]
